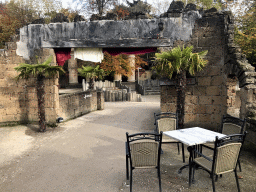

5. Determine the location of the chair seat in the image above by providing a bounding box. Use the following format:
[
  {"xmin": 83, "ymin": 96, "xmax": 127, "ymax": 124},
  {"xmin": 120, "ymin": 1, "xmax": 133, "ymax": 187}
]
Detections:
[{"xmin": 194, "ymin": 155, "xmax": 213, "ymax": 172}]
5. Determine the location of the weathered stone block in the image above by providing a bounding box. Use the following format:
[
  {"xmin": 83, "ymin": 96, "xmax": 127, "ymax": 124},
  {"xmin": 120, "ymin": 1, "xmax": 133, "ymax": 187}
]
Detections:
[
  {"xmin": 206, "ymin": 105, "xmax": 221, "ymax": 114},
  {"xmin": 185, "ymin": 95, "xmax": 198, "ymax": 104},
  {"xmin": 185, "ymin": 105, "xmax": 195, "ymax": 114},
  {"xmin": 0, "ymin": 109, "xmax": 6, "ymax": 116},
  {"xmin": 206, "ymin": 86, "xmax": 220, "ymax": 96},
  {"xmin": 0, "ymin": 79, "xmax": 6, "ymax": 87},
  {"xmin": 193, "ymin": 86, "xmax": 206, "ymax": 95},
  {"xmin": 194, "ymin": 105, "xmax": 207, "ymax": 114},
  {"xmin": 197, "ymin": 114, "xmax": 211, "ymax": 122},
  {"xmin": 198, "ymin": 37, "xmax": 223, "ymax": 47},
  {"xmin": 161, "ymin": 103, "xmax": 176, "ymax": 113},
  {"xmin": 211, "ymin": 113, "xmax": 222, "ymax": 125},
  {"xmin": 166, "ymin": 96, "xmax": 177, "ymax": 104},
  {"xmin": 211, "ymin": 76, "xmax": 223, "ymax": 86},
  {"xmin": 198, "ymin": 77, "xmax": 211, "ymax": 86},
  {"xmin": 199, "ymin": 96, "xmax": 212, "ymax": 105},
  {"xmin": 3, "ymin": 115, "xmax": 17, "ymax": 122},
  {"xmin": 212, "ymin": 96, "xmax": 224, "ymax": 105},
  {"xmin": 184, "ymin": 114, "xmax": 197, "ymax": 123}
]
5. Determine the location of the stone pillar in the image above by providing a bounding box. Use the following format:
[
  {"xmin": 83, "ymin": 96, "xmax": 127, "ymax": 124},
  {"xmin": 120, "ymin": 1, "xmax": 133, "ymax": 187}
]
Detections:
[
  {"xmin": 127, "ymin": 55, "xmax": 135, "ymax": 82},
  {"xmin": 114, "ymin": 73, "xmax": 122, "ymax": 81},
  {"xmin": 68, "ymin": 49, "xmax": 78, "ymax": 85}
]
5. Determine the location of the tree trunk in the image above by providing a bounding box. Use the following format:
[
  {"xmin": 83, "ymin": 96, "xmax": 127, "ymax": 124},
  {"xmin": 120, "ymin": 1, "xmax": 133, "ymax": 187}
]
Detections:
[
  {"xmin": 176, "ymin": 71, "xmax": 186, "ymax": 129},
  {"xmin": 89, "ymin": 78, "xmax": 94, "ymax": 89},
  {"xmin": 37, "ymin": 74, "xmax": 46, "ymax": 132},
  {"xmin": 98, "ymin": 0, "xmax": 104, "ymax": 16}
]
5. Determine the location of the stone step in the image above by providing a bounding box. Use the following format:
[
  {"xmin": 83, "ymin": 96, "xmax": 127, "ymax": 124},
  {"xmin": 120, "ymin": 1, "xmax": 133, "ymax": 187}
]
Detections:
[
  {"xmin": 145, "ymin": 87, "xmax": 160, "ymax": 91},
  {"xmin": 145, "ymin": 90, "xmax": 160, "ymax": 95}
]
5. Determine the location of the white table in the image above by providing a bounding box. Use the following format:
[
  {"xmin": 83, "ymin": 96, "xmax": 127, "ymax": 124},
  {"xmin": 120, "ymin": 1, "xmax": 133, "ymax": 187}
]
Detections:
[
  {"xmin": 163, "ymin": 127, "xmax": 226, "ymax": 146},
  {"xmin": 163, "ymin": 127, "xmax": 226, "ymax": 174}
]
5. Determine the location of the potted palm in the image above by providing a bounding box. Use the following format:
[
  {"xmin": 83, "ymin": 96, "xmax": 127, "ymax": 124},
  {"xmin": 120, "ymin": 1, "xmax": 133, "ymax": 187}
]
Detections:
[
  {"xmin": 154, "ymin": 45, "xmax": 208, "ymax": 128},
  {"xmin": 14, "ymin": 56, "xmax": 65, "ymax": 132},
  {"xmin": 78, "ymin": 65, "xmax": 105, "ymax": 89}
]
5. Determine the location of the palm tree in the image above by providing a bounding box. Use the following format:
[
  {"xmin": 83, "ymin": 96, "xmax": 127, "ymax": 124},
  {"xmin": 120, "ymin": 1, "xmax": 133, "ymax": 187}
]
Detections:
[
  {"xmin": 14, "ymin": 56, "xmax": 65, "ymax": 132},
  {"xmin": 78, "ymin": 65, "xmax": 105, "ymax": 89},
  {"xmin": 154, "ymin": 45, "xmax": 208, "ymax": 128}
]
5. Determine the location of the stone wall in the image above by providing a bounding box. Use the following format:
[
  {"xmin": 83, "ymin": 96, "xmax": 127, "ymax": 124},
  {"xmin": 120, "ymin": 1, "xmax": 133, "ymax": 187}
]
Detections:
[
  {"xmin": 0, "ymin": 38, "xmax": 105, "ymax": 126},
  {"xmin": 58, "ymin": 91, "xmax": 102, "ymax": 120},
  {"xmin": 0, "ymin": 40, "xmax": 59, "ymax": 125},
  {"xmin": 16, "ymin": 11, "xmax": 202, "ymax": 59},
  {"xmin": 161, "ymin": 11, "xmax": 228, "ymax": 131},
  {"xmin": 160, "ymin": 9, "xmax": 256, "ymax": 145}
]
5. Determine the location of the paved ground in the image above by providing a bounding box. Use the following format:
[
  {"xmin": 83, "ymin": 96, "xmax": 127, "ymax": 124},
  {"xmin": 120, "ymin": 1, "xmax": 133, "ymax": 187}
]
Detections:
[{"xmin": 0, "ymin": 95, "xmax": 256, "ymax": 192}]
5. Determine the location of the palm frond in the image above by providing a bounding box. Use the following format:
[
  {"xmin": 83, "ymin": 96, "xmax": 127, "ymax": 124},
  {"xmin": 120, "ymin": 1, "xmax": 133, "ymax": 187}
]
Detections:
[
  {"xmin": 14, "ymin": 56, "xmax": 66, "ymax": 80},
  {"xmin": 154, "ymin": 45, "xmax": 208, "ymax": 78},
  {"xmin": 78, "ymin": 65, "xmax": 105, "ymax": 80}
]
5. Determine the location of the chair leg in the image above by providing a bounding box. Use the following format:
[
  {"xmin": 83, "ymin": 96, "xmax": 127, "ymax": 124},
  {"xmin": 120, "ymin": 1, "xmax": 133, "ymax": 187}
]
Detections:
[
  {"xmin": 238, "ymin": 159, "xmax": 242, "ymax": 172},
  {"xmin": 126, "ymin": 155, "xmax": 129, "ymax": 181},
  {"xmin": 182, "ymin": 143, "xmax": 185, "ymax": 163},
  {"xmin": 177, "ymin": 143, "xmax": 180, "ymax": 155},
  {"xmin": 211, "ymin": 173, "xmax": 216, "ymax": 192},
  {"xmin": 130, "ymin": 169, "xmax": 133, "ymax": 192},
  {"xmin": 234, "ymin": 169, "xmax": 241, "ymax": 192},
  {"xmin": 158, "ymin": 168, "xmax": 162, "ymax": 192}
]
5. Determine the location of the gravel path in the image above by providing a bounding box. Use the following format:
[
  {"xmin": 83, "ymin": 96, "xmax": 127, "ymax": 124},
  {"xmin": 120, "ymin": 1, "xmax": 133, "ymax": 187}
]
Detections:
[{"xmin": 0, "ymin": 95, "xmax": 255, "ymax": 192}]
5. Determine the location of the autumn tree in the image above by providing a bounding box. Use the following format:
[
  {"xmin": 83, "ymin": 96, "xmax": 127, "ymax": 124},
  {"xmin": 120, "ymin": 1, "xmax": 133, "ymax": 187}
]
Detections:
[
  {"xmin": 0, "ymin": 0, "xmax": 64, "ymax": 48},
  {"xmin": 74, "ymin": 0, "xmax": 118, "ymax": 17},
  {"xmin": 96, "ymin": 52, "xmax": 147, "ymax": 78},
  {"xmin": 234, "ymin": 1, "xmax": 256, "ymax": 66},
  {"xmin": 125, "ymin": 0, "xmax": 151, "ymax": 14},
  {"xmin": 0, "ymin": 1, "xmax": 38, "ymax": 48}
]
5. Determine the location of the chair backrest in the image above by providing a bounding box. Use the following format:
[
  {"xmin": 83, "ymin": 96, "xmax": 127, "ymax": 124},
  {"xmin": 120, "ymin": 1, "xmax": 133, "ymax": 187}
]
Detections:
[
  {"xmin": 157, "ymin": 118, "xmax": 177, "ymax": 132},
  {"xmin": 126, "ymin": 132, "xmax": 162, "ymax": 169},
  {"xmin": 154, "ymin": 112, "xmax": 177, "ymax": 126},
  {"xmin": 212, "ymin": 133, "xmax": 246, "ymax": 175},
  {"xmin": 220, "ymin": 115, "xmax": 246, "ymax": 135}
]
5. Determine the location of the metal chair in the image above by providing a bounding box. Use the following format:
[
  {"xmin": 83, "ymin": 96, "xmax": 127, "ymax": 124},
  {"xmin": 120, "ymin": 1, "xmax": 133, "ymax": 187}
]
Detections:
[
  {"xmin": 202, "ymin": 115, "xmax": 246, "ymax": 171},
  {"xmin": 126, "ymin": 132, "xmax": 163, "ymax": 192},
  {"xmin": 189, "ymin": 132, "xmax": 247, "ymax": 192},
  {"xmin": 154, "ymin": 112, "xmax": 185, "ymax": 163}
]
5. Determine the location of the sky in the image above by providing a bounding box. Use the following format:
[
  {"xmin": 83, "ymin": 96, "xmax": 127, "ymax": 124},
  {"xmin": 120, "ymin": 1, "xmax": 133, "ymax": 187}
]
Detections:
[{"xmin": 0, "ymin": 0, "xmax": 252, "ymax": 17}]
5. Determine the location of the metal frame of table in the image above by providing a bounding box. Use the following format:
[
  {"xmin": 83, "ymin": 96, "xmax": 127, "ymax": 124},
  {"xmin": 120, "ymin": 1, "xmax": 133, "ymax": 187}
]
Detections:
[{"xmin": 163, "ymin": 127, "xmax": 226, "ymax": 174}]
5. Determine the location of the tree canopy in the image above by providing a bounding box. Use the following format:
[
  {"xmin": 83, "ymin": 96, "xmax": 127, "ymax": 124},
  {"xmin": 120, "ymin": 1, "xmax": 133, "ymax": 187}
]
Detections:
[
  {"xmin": 235, "ymin": 1, "xmax": 256, "ymax": 66},
  {"xmin": 96, "ymin": 52, "xmax": 148, "ymax": 77}
]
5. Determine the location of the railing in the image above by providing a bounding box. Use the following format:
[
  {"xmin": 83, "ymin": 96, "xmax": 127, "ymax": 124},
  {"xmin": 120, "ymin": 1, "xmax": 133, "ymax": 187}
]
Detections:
[
  {"xmin": 82, "ymin": 80, "xmax": 142, "ymax": 102},
  {"xmin": 136, "ymin": 79, "xmax": 160, "ymax": 95}
]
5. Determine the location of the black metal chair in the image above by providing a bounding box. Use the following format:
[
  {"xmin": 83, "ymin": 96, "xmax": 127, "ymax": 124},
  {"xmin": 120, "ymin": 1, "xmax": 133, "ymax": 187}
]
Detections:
[
  {"xmin": 154, "ymin": 112, "xmax": 185, "ymax": 163},
  {"xmin": 202, "ymin": 115, "xmax": 246, "ymax": 171},
  {"xmin": 189, "ymin": 132, "xmax": 247, "ymax": 192},
  {"xmin": 126, "ymin": 132, "xmax": 163, "ymax": 192}
]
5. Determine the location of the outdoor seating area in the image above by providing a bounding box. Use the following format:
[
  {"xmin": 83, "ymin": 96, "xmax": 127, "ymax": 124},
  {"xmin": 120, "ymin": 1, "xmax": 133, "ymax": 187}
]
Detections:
[{"xmin": 125, "ymin": 113, "xmax": 249, "ymax": 192}]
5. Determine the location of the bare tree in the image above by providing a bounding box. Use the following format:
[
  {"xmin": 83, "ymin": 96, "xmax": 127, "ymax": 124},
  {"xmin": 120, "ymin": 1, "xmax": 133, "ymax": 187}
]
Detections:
[{"xmin": 74, "ymin": 0, "xmax": 118, "ymax": 16}]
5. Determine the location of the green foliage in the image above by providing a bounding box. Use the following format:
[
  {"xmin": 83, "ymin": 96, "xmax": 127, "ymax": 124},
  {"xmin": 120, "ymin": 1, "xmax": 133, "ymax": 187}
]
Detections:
[
  {"xmin": 14, "ymin": 56, "xmax": 65, "ymax": 80},
  {"xmin": 235, "ymin": 1, "xmax": 256, "ymax": 65},
  {"xmin": 78, "ymin": 65, "xmax": 105, "ymax": 80},
  {"xmin": 75, "ymin": 0, "xmax": 118, "ymax": 17},
  {"xmin": 153, "ymin": 46, "xmax": 208, "ymax": 79},
  {"xmin": 0, "ymin": 1, "xmax": 38, "ymax": 48}
]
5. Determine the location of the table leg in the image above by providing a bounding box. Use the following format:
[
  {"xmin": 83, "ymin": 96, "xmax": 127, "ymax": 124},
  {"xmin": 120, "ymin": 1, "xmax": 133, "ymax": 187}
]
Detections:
[{"xmin": 178, "ymin": 146, "xmax": 193, "ymax": 174}]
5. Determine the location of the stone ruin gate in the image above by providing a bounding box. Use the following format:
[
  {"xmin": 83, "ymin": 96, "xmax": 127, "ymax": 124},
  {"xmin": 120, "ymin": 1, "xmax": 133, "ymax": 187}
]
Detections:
[{"xmin": 1, "ymin": 2, "xmax": 256, "ymax": 145}]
